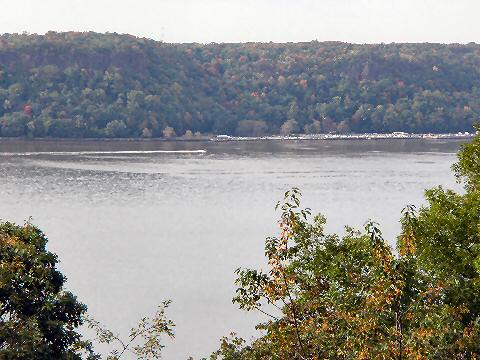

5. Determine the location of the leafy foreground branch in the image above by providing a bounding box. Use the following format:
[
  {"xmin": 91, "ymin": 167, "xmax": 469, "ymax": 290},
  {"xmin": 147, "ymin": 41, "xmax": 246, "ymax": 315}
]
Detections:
[
  {"xmin": 207, "ymin": 131, "xmax": 480, "ymax": 359},
  {"xmin": 86, "ymin": 300, "xmax": 174, "ymax": 360}
]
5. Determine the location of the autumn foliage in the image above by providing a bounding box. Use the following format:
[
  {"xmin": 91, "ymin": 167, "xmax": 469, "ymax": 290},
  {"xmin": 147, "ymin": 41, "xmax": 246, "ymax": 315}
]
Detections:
[
  {"xmin": 0, "ymin": 32, "xmax": 479, "ymax": 138},
  {"xmin": 211, "ymin": 131, "xmax": 480, "ymax": 359}
]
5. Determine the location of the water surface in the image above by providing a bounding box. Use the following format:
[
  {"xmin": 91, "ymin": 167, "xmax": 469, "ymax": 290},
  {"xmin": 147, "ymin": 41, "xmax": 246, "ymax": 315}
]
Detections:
[{"xmin": 0, "ymin": 138, "xmax": 465, "ymax": 359}]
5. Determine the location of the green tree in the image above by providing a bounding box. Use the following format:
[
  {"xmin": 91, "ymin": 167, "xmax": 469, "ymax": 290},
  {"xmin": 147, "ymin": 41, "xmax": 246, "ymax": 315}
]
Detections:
[
  {"xmin": 452, "ymin": 125, "xmax": 480, "ymax": 191},
  {"xmin": 0, "ymin": 221, "xmax": 96, "ymax": 359},
  {"xmin": 162, "ymin": 126, "xmax": 176, "ymax": 138},
  {"xmin": 235, "ymin": 120, "xmax": 268, "ymax": 137},
  {"xmin": 279, "ymin": 119, "xmax": 299, "ymax": 136},
  {"xmin": 105, "ymin": 120, "xmax": 128, "ymax": 138},
  {"xmin": 211, "ymin": 131, "xmax": 480, "ymax": 359},
  {"xmin": 403, "ymin": 126, "xmax": 480, "ymax": 357},
  {"xmin": 0, "ymin": 112, "xmax": 29, "ymax": 137},
  {"xmin": 303, "ymin": 119, "xmax": 322, "ymax": 134}
]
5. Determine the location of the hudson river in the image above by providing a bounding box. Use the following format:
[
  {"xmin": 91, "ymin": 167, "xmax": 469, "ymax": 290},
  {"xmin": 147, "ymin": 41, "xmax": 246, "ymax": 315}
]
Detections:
[{"xmin": 0, "ymin": 138, "xmax": 466, "ymax": 359}]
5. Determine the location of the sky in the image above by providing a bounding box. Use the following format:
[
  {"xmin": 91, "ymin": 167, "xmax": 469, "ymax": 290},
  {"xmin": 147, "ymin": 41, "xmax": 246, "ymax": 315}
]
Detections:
[{"xmin": 1, "ymin": 0, "xmax": 479, "ymax": 44}]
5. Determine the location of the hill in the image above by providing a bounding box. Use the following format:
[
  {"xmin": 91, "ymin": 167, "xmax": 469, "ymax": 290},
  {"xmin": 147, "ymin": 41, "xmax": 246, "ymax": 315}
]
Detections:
[{"xmin": 0, "ymin": 32, "xmax": 479, "ymax": 138}]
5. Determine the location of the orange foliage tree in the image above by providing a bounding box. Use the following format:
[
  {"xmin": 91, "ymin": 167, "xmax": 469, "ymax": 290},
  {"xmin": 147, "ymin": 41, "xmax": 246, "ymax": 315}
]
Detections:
[{"xmin": 210, "ymin": 131, "xmax": 480, "ymax": 359}]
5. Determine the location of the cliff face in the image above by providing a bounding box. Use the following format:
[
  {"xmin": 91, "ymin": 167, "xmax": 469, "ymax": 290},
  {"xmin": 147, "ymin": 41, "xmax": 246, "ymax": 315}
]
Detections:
[{"xmin": 0, "ymin": 32, "xmax": 479, "ymax": 137}]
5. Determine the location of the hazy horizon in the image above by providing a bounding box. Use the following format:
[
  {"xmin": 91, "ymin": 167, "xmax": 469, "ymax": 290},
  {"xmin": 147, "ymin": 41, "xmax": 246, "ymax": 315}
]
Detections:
[
  {"xmin": 3, "ymin": 30, "xmax": 479, "ymax": 46},
  {"xmin": 2, "ymin": 0, "xmax": 479, "ymax": 44}
]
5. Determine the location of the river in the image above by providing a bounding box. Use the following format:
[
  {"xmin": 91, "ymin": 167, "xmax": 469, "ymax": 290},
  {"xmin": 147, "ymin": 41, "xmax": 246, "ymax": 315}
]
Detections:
[{"xmin": 0, "ymin": 138, "xmax": 466, "ymax": 359}]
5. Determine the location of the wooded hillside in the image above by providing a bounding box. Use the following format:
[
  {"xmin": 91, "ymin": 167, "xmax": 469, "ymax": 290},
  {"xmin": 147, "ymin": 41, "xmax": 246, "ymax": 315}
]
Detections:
[{"xmin": 0, "ymin": 32, "xmax": 479, "ymax": 137}]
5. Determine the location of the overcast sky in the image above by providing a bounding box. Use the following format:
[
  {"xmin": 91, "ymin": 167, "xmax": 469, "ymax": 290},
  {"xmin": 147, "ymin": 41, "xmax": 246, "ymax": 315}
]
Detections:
[{"xmin": 2, "ymin": 0, "xmax": 479, "ymax": 44}]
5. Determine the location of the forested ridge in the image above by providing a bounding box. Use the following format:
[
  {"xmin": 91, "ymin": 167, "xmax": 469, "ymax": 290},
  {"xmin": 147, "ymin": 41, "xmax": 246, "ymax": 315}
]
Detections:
[{"xmin": 0, "ymin": 31, "xmax": 479, "ymax": 138}]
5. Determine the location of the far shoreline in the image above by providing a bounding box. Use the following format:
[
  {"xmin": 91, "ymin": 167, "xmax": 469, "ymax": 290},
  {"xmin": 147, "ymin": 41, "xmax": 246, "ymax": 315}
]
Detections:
[{"xmin": 0, "ymin": 132, "xmax": 476, "ymax": 143}]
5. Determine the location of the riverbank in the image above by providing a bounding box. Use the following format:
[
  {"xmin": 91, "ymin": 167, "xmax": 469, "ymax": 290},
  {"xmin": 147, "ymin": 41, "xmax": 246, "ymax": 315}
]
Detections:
[
  {"xmin": 0, "ymin": 132, "xmax": 476, "ymax": 143},
  {"xmin": 210, "ymin": 132, "xmax": 476, "ymax": 142}
]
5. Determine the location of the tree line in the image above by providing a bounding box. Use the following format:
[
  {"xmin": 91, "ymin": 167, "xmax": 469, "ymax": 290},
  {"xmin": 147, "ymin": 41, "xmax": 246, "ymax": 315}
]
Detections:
[{"xmin": 0, "ymin": 32, "xmax": 479, "ymax": 138}]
